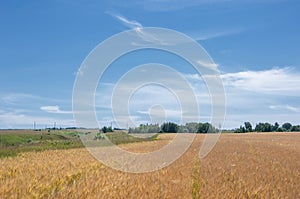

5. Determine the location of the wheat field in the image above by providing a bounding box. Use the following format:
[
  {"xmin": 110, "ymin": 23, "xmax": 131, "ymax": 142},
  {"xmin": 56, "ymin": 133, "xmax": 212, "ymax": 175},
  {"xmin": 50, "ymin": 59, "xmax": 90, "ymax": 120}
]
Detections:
[{"xmin": 0, "ymin": 133, "xmax": 299, "ymax": 198}]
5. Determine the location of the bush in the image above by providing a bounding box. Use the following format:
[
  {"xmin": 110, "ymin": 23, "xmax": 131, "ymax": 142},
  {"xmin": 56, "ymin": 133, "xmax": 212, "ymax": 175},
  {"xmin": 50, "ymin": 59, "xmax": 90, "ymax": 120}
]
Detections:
[{"xmin": 101, "ymin": 126, "xmax": 113, "ymax": 133}]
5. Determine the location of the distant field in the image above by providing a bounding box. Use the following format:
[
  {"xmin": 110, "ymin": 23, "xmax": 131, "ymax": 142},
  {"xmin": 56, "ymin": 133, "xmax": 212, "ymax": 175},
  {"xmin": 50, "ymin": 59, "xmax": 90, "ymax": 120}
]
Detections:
[
  {"xmin": 0, "ymin": 132, "xmax": 299, "ymax": 198},
  {"xmin": 0, "ymin": 130, "xmax": 158, "ymax": 158},
  {"xmin": 0, "ymin": 129, "xmax": 84, "ymax": 158}
]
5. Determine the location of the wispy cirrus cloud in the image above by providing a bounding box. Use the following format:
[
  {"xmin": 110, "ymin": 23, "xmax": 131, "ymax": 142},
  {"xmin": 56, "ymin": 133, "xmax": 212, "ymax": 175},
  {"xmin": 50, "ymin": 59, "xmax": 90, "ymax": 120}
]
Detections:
[
  {"xmin": 107, "ymin": 12, "xmax": 172, "ymax": 45},
  {"xmin": 108, "ymin": 12, "xmax": 244, "ymax": 44},
  {"xmin": 108, "ymin": 12, "xmax": 142, "ymax": 29},
  {"xmin": 1, "ymin": 93, "xmax": 42, "ymax": 105},
  {"xmin": 190, "ymin": 28, "xmax": 245, "ymax": 41},
  {"xmin": 40, "ymin": 106, "xmax": 72, "ymax": 114},
  {"xmin": 1, "ymin": 93, "xmax": 64, "ymax": 105},
  {"xmin": 269, "ymin": 105, "xmax": 300, "ymax": 113},
  {"xmin": 197, "ymin": 60, "xmax": 219, "ymax": 71}
]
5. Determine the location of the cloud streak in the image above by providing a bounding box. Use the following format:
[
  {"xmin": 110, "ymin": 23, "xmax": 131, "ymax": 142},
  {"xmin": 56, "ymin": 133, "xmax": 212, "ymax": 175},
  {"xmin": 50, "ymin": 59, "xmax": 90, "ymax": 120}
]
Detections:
[
  {"xmin": 191, "ymin": 28, "xmax": 245, "ymax": 41},
  {"xmin": 40, "ymin": 106, "xmax": 72, "ymax": 114},
  {"xmin": 269, "ymin": 105, "xmax": 300, "ymax": 113},
  {"xmin": 108, "ymin": 12, "xmax": 244, "ymax": 46},
  {"xmin": 108, "ymin": 12, "xmax": 142, "ymax": 29},
  {"xmin": 112, "ymin": 15, "xmax": 143, "ymax": 29}
]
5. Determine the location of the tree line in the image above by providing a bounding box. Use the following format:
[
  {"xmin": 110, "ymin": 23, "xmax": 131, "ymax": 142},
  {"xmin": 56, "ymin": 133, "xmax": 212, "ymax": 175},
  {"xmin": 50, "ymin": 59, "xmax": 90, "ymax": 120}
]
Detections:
[
  {"xmin": 126, "ymin": 121, "xmax": 300, "ymax": 134},
  {"xmin": 101, "ymin": 121, "xmax": 300, "ymax": 134},
  {"xmin": 234, "ymin": 122, "xmax": 300, "ymax": 133},
  {"xmin": 128, "ymin": 122, "xmax": 218, "ymax": 133}
]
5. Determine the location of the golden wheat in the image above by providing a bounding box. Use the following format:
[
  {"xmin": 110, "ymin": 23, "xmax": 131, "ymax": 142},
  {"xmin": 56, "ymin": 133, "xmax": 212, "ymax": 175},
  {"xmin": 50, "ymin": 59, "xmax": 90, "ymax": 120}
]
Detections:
[{"xmin": 0, "ymin": 133, "xmax": 299, "ymax": 198}]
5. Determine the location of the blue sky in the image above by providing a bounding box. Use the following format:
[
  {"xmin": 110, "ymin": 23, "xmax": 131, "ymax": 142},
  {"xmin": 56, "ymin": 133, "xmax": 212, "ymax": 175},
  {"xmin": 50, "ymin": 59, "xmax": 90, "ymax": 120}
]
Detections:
[{"xmin": 0, "ymin": 0, "xmax": 299, "ymax": 129}]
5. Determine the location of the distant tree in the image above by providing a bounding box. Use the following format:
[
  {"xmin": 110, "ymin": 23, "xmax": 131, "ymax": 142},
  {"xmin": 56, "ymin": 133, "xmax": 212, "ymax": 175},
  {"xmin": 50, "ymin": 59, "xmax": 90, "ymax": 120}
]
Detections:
[
  {"xmin": 282, "ymin": 122, "xmax": 292, "ymax": 131},
  {"xmin": 255, "ymin": 123, "xmax": 263, "ymax": 132},
  {"xmin": 101, "ymin": 126, "xmax": 113, "ymax": 133},
  {"xmin": 102, "ymin": 126, "xmax": 108, "ymax": 133},
  {"xmin": 234, "ymin": 125, "xmax": 246, "ymax": 133},
  {"xmin": 234, "ymin": 122, "xmax": 251, "ymax": 133},
  {"xmin": 147, "ymin": 124, "xmax": 160, "ymax": 133},
  {"xmin": 128, "ymin": 123, "xmax": 160, "ymax": 133},
  {"xmin": 271, "ymin": 122, "xmax": 280, "ymax": 132},
  {"xmin": 186, "ymin": 122, "xmax": 199, "ymax": 133},
  {"xmin": 198, "ymin": 122, "xmax": 212, "ymax": 133},
  {"xmin": 264, "ymin": 123, "xmax": 272, "ymax": 132},
  {"xmin": 277, "ymin": 127, "xmax": 284, "ymax": 132},
  {"xmin": 178, "ymin": 125, "xmax": 189, "ymax": 133},
  {"xmin": 255, "ymin": 122, "xmax": 271, "ymax": 132},
  {"xmin": 244, "ymin": 122, "xmax": 252, "ymax": 132},
  {"xmin": 161, "ymin": 122, "xmax": 178, "ymax": 133},
  {"xmin": 291, "ymin": 125, "xmax": 300, "ymax": 132}
]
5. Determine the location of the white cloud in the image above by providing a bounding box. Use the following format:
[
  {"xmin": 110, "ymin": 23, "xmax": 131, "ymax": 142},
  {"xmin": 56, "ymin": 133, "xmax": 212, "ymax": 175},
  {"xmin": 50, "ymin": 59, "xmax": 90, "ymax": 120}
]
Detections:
[
  {"xmin": 269, "ymin": 105, "xmax": 300, "ymax": 113},
  {"xmin": 40, "ymin": 106, "xmax": 72, "ymax": 114},
  {"xmin": 184, "ymin": 67, "xmax": 300, "ymax": 96},
  {"xmin": 90, "ymin": 66, "xmax": 300, "ymax": 128},
  {"xmin": 221, "ymin": 67, "xmax": 300, "ymax": 95},
  {"xmin": 107, "ymin": 12, "xmax": 174, "ymax": 45},
  {"xmin": 2, "ymin": 66, "xmax": 299, "ymax": 129},
  {"xmin": 137, "ymin": 108, "xmax": 181, "ymax": 118},
  {"xmin": 110, "ymin": 13, "xmax": 142, "ymax": 29},
  {"xmin": 197, "ymin": 60, "xmax": 219, "ymax": 68},
  {"xmin": 0, "ymin": 93, "xmax": 73, "ymax": 128}
]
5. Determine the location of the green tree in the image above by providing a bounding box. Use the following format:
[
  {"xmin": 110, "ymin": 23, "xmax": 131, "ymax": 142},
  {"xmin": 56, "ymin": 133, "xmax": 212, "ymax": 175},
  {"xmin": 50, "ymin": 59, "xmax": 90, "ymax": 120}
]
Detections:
[
  {"xmin": 291, "ymin": 125, "xmax": 300, "ymax": 132},
  {"xmin": 255, "ymin": 123, "xmax": 263, "ymax": 132},
  {"xmin": 277, "ymin": 127, "xmax": 284, "ymax": 132},
  {"xmin": 198, "ymin": 122, "xmax": 212, "ymax": 133},
  {"xmin": 101, "ymin": 126, "xmax": 113, "ymax": 133},
  {"xmin": 234, "ymin": 125, "xmax": 246, "ymax": 133},
  {"xmin": 272, "ymin": 122, "xmax": 279, "ymax": 132},
  {"xmin": 282, "ymin": 122, "xmax": 292, "ymax": 131},
  {"xmin": 255, "ymin": 123, "xmax": 271, "ymax": 132},
  {"xmin": 264, "ymin": 123, "xmax": 272, "ymax": 132},
  {"xmin": 102, "ymin": 126, "xmax": 108, "ymax": 133},
  {"xmin": 244, "ymin": 122, "xmax": 252, "ymax": 132},
  {"xmin": 161, "ymin": 122, "xmax": 178, "ymax": 133},
  {"xmin": 186, "ymin": 122, "xmax": 199, "ymax": 133},
  {"xmin": 128, "ymin": 123, "xmax": 160, "ymax": 133}
]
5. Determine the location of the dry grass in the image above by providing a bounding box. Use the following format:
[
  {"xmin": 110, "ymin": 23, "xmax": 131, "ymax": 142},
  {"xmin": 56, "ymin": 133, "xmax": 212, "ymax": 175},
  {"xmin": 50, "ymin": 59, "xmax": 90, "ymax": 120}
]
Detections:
[{"xmin": 0, "ymin": 133, "xmax": 299, "ymax": 198}]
